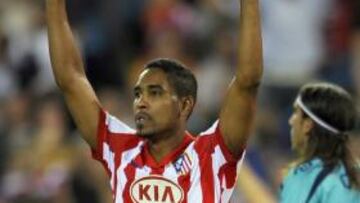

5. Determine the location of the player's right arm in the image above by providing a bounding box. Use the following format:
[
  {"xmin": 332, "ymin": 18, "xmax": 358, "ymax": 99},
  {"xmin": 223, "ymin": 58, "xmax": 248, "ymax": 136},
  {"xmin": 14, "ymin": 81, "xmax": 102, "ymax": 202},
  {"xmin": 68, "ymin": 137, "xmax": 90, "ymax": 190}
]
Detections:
[{"xmin": 46, "ymin": 0, "xmax": 100, "ymax": 148}]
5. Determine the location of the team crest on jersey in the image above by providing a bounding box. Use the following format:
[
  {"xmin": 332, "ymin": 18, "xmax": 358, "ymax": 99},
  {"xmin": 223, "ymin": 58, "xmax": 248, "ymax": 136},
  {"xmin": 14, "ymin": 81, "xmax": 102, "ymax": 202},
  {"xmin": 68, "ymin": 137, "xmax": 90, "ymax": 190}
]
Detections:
[
  {"xmin": 130, "ymin": 175, "xmax": 184, "ymax": 203},
  {"xmin": 173, "ymin": 153, "xmax": 192, "ymax": 176}
]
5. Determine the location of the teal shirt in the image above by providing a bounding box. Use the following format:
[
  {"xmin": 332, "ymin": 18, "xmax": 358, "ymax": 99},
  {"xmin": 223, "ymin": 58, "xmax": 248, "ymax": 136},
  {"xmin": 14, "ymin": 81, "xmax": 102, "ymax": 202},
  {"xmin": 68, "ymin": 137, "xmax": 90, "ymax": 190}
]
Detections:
[{"xmin": 280, "ymin": 158, "xmax": 360, "ymax": 203}]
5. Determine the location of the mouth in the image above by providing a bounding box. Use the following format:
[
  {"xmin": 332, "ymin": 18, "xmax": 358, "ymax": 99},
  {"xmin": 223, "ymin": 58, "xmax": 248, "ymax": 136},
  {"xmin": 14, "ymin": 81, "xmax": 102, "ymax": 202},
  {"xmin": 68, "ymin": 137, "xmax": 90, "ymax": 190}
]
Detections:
[{"xmin": 134, "ymin": 112, "xmax": 151, "ymax": 126}]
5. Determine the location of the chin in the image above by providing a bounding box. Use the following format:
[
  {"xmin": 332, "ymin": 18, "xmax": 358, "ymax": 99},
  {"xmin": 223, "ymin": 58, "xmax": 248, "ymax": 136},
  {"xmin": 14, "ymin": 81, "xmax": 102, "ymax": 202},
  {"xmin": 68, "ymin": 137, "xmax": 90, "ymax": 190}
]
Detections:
[
  {"xmin": 136, "ymin": 129, "xmax": 149, "ymax": 137},
  {"xmin": 136, "ymin": 127, "xmax": 155, "ymax": 138}
]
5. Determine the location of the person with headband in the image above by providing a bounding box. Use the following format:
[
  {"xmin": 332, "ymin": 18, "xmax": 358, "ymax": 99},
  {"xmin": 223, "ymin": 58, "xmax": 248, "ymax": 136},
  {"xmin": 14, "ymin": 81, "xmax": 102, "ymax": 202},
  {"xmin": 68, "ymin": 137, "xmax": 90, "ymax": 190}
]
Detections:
[{"xmin": 280, "ymin": 82, "xmax": 360, "ymax": 203}]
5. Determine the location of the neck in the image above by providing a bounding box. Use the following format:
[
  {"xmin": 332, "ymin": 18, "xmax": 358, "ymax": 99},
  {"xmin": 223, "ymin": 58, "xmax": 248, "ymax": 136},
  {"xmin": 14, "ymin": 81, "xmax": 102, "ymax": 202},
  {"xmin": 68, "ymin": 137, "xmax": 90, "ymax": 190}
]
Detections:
[{"xmin": 147, "ymin": 125, "xmax": 186, "ymax": 163}]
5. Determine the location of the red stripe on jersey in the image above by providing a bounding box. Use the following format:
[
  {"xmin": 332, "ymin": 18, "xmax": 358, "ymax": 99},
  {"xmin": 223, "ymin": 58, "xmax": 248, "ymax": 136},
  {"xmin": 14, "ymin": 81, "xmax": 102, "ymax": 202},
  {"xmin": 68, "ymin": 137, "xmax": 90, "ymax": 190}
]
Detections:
[
  {"xmin": 183, "ymin": 155, "xmax": 191, "ymax": 171},
  {"xmin": 142, "ymin": 134, "xmax": 194, "ymax": 169},
  {"xmin": 90, "ymin": 110, "xmax": 113, "ymax": 183},
  {"xmin": 184, "ymin": 153, "xmax": 192, "ymax": 165},
  {"xmin": 92, "ymin": 113, "xmax": 244, "ymax": 203},
  {"xmin": 91, "ymin": 109, "xmax": 107, "ymax": 161},
  {"xmin": 178, "ymin": 173, "xmax": 191, "ymax": 203},
  {"xmin": 122, "ymin": 153, "xmax": 141, "ymax": 202},
  {"xmin": 112, "ymin": 151, "xmax": 122, "ymax": 202},
  {"xmin": 214, "ymin": 125, "xmax": 243, "ymax": 163},
  {"xmin": 218, "ymin": 161, "xmax": 238, "ymax": 189},
  {"xmin": 110, "ymin": 134, "xmax": 141, "ymax": 153},
  {"xmin": 150, "ymin": 167, "xmax": 165, "ymax": 175},
  {"xmin": 195, "ymin": 135, "xmax": 215, "ymax": 203},
  {"xmin": 92, "ymin": 109, "xmax": 142, "ymax": 163}
]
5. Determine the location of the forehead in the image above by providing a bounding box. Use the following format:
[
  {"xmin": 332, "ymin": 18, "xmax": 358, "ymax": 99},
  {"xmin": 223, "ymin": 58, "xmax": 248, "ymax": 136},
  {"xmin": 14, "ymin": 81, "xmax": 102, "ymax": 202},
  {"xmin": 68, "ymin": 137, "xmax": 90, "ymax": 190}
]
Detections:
[{"xmin": 135, "ymin": 68, "xmax": 171, "ymax": 88}]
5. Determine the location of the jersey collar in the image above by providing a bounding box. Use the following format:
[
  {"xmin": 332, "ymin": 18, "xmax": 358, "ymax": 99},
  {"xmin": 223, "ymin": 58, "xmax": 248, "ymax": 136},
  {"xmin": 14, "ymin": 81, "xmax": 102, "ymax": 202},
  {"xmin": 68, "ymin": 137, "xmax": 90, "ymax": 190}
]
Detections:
[{"xmin": 141, "ymin": 132, "xmax": 194, "ymax": 169}]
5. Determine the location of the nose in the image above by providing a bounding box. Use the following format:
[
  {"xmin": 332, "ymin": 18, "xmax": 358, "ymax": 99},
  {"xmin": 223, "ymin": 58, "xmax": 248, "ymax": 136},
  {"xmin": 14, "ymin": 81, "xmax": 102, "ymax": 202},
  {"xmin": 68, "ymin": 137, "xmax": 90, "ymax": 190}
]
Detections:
[
  {"xmin": 288, "ymin": 114, "xmax": 294, "ymax": 126},
  {"xmin": 134, "ymin": 94, "xmax": 149, "ymax": 110}
]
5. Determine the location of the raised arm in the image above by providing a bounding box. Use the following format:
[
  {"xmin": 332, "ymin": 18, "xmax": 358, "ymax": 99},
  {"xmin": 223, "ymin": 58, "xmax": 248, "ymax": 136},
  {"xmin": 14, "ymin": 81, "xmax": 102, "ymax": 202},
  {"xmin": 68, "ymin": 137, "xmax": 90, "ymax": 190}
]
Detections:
[
  {"xmin": 237, "ymin": 163, "xmax": 277, "ymax": 203},
  {"xmin": 46, "ymin": 0, "xmax": 101, "ymax": 148},
  {"xmin": 219, "ymin": 0, "xmax": 263, "ymax": 157}
]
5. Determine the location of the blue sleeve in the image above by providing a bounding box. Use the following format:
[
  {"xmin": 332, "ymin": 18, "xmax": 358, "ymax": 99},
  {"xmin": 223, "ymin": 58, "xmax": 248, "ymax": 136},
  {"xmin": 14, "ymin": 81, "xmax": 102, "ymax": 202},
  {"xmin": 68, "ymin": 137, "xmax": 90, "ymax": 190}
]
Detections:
[{"xmin": 312, "ymin": 174, "xmax": 360, "ymax": 203}]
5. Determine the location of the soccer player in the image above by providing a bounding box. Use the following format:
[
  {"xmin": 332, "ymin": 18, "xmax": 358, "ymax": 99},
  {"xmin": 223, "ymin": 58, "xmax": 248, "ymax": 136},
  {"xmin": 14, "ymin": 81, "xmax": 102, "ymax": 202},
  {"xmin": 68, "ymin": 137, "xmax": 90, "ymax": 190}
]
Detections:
[
  {"xmin": 46, "ymin": 0, "xmax": 262, "ymax": 202},
  {"xmin": 280, "ymin": 83, "xmax": 360, "ymax": 203}
]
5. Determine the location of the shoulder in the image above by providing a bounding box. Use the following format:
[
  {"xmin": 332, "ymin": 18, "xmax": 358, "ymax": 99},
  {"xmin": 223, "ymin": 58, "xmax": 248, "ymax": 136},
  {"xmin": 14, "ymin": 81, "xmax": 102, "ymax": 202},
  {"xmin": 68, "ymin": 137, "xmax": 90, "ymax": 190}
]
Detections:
[
  {"xmin": 321, "ymin": 164, "xmax": 352, "ymax": 191},
  {"xmin": 193, "ymin": 120, "xmax": 244, "ymax": 163},
  {"xmin": 94, "ymin": 109, "xmax": 141, "ymax": 157},
  {"xmin": 194, "ymin": 120, "xmax": 223, "ymax": 153},
  {"xmin": 282, "ymin": 159, "xmax": 323, "ymax": 188},
  {"xmin": 101, "ymin": 111, "xmax": 136, "ymax": 135},
  {"xmin": 280, "ymin": 162, "xmax": 321, "ymax": 203},
  {"xmin": 315, "ymin": 165, "xmax": 360, "ymax": 202},
  {"xmin": 290, "ymin": 159, "xmax": 322, "ymax": 176}
]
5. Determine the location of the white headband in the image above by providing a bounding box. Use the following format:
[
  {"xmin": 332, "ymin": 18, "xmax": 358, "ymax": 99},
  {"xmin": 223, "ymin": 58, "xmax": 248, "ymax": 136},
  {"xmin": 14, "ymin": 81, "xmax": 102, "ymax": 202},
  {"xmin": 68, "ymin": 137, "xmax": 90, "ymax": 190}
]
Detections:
[{"xmin": 295, "ymin": 96, "xmax": 340, "ymax": 134}]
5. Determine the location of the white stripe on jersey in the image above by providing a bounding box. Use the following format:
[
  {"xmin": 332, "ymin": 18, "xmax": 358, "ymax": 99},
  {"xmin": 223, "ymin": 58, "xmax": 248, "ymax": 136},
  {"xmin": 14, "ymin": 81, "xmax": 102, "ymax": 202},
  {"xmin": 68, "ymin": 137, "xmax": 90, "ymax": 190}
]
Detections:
[
  {"xmin": 105, "ymin": 113, "xmax": 135, "ymax": 134},
  {"xmin": 135, "ymin": 166, "xmax": 152, "ymax": 180},
  {"xmin": 186, "ymin": 142, "xmax": 203, "ymax": 202},
  {"xmin": 103, "ymin": 143, "xmax": 115, "ymax": 191},
  {"xmin": 116, "ymin": 141, "xmax": 144, "ymax": 203},
  {"xmin": 96, "ymin": 112, "xmax": 245, "ymax": 203},
  {"xmin": 221, "ymin": 151, "xmax": 246, "ymax": 202},
  {"xmin": 199, "ymin": 120, "xmax": 218, "ymax": 136},
  {"xmin": 162, "ymin": 164, "xmax": 181, "ymax": 184},
  {"xmin": 212, "ymin": 145, "xmax": 227, "ymax": 201}
]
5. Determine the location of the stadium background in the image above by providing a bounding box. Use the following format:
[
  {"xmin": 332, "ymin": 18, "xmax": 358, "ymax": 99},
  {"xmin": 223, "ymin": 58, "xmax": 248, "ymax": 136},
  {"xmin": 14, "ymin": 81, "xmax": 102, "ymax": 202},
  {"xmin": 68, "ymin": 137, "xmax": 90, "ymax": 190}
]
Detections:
[{"xmin": 0, "ymin": 0, "xmax": 359, "ymax": 202}]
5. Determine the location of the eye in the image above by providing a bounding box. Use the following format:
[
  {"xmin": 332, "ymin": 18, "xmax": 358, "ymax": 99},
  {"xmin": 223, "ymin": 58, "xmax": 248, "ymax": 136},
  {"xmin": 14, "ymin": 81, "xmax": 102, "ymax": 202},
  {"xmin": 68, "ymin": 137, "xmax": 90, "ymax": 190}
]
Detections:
[
  {"xmin": 134, "ymin": 90, "xmax": 141, "ymax": 98},
  {"xmin": 150, "ymin": 89, "xmax": 161, "ymax": 96}
]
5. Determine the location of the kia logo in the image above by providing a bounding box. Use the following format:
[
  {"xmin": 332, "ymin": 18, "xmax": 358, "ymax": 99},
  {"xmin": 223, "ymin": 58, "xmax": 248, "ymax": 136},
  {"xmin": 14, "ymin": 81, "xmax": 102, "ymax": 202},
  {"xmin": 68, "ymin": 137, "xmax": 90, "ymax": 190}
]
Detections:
[{"xmin": 130, "ymin": 175, "xmax": 184, "ymax": 203}]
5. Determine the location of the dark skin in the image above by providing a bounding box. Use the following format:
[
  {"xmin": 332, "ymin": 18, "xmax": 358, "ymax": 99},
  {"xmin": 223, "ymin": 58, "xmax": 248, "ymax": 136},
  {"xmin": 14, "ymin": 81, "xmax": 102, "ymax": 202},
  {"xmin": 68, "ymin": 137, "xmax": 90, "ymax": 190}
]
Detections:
[
  {"xmin": 133, "ymin": 68, "xmax": 193, "ymax": 161},
  {"xmin": 46, "ymin": 0, "xmax": 262, "ymax": 161}
]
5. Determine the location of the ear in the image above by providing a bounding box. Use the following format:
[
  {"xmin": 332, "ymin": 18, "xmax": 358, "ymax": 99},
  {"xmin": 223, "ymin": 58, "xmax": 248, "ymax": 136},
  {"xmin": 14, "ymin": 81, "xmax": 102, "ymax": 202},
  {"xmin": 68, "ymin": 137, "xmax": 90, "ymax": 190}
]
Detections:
[
  {"xmin": 180, "ymin": 96, "xmax": 195, "ymax": 120},
  {"xmin": 302, "ymin": 118, "xmax": 314, "ymax": 136}
]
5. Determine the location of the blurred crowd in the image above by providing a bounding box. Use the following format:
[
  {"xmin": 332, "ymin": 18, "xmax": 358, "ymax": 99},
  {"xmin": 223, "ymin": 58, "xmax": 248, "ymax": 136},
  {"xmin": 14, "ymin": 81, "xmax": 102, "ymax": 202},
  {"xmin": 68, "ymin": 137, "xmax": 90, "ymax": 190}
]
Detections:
[{"xmin": 0, "ymin": 0, "xmax": 359, "ymax": 202}]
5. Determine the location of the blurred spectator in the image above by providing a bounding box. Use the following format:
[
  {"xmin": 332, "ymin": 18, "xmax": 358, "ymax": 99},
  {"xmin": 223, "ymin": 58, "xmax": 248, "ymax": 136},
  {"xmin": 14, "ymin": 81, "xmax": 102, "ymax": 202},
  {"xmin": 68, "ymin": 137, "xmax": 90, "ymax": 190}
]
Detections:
[
  {"xmin": 1, "ymin": 1, "xmax": 56, "ymax": 94},
  {"xmin": 70, "ymin": 139, "xmax": 112, "ymax": 203},
  {"xmin": 0, "ymin": 30, "xmax": 17, "ymax": 100},
  {"xmin": 318, "ymin": 0, "xmax": 354, "ymax": 90},
  {"xmin": 351, "ymin": 0, "xmax": 360, "ymax": 100},
  {"xmin": 190, "ymin": 27, "xmax": 235, "ymax": 132},
  {"xmin": 233, "ymin": 162, "xmax": 276, "ymax": 203},
  {"xmin": 0, "ymin": 94, "xmax": 112, "ymax": 203},
  {"xmin": 252, "ymin": 0, "xmax": 342, "ymax": 191},
  {"xmin": 3, "ymin": 94, "xmax": 32, "ymax": 153},
  {"xmin": 127, "ymin": 28, "xmax": 196, "ymax": 98},
  {"xmin": 261, "ymin": 0, "xmax": 332, "ymax": 87},
  {"xmin": 0, "ymin": 94, "xmax": 74, "ymax": 202}
]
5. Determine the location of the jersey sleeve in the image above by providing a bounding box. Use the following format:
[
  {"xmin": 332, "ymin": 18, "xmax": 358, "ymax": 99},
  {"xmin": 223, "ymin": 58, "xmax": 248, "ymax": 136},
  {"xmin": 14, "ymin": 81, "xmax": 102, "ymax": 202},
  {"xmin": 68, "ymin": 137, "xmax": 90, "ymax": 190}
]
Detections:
[
  {"xmin": 198, "ymin": 120, "xmax": 246, "ymax": 163},
  {"xmin": 193, "ymin": 120, "xmax": 246, "ymax": 193},
  {"xmin": 91, "ymin": 109, "xmax": 140, "ymax": 162}
]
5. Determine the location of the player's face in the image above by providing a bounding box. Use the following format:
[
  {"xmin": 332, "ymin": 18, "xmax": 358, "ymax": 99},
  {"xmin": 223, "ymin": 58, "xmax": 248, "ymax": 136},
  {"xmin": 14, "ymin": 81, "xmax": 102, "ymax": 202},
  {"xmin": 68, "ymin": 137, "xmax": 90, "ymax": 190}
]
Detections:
[
  {"xmin": 133, "ymin": 69, "xmax": 181, "ymax": 138},
  {"xmin": 288, "ymin": 104, "xmax": 308, "ymax": 154}
]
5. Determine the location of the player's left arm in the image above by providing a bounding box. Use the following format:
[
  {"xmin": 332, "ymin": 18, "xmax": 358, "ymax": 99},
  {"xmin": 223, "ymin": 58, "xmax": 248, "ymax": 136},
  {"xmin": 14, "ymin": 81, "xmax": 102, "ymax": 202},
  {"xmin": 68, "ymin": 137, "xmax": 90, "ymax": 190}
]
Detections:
[{"xmin": 219, "ymin": 0, "xmax": 263, "ymax": 157}]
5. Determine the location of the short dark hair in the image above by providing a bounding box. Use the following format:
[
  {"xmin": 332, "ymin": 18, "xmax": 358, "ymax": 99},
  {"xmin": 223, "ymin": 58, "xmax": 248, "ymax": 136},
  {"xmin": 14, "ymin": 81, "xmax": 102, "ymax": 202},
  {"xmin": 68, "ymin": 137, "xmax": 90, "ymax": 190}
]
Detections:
[
  {"xmin": 144, "ymin": 58, "xmax": 198, "ymax": 103},
  {"xmin": 298, "ymin": 82, "xmax": 359, "ymax": 188}
]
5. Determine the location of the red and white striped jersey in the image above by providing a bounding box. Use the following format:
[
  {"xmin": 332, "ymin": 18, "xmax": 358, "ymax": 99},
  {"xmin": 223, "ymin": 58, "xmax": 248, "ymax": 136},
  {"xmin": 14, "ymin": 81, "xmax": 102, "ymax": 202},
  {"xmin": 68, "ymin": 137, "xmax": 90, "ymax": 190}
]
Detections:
[{"xmin": 92, "ymin": 110, "xmax": 245, "ymax": 203}]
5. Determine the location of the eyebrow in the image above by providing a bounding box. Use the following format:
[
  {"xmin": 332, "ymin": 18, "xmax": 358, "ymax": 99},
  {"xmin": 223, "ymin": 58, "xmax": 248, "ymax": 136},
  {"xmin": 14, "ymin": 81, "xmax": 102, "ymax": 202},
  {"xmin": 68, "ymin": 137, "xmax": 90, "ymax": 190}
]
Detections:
[
  {"xmin": 134, "ymin": 84, "xmax": 164, "ymax": 91},
  {"xmin": 134, "ymin": 86, "xmax": 141, "ymax": 92},
  {"xmin": 148, "ymin": 85, "xmax": 163, "ymax": 90}
]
